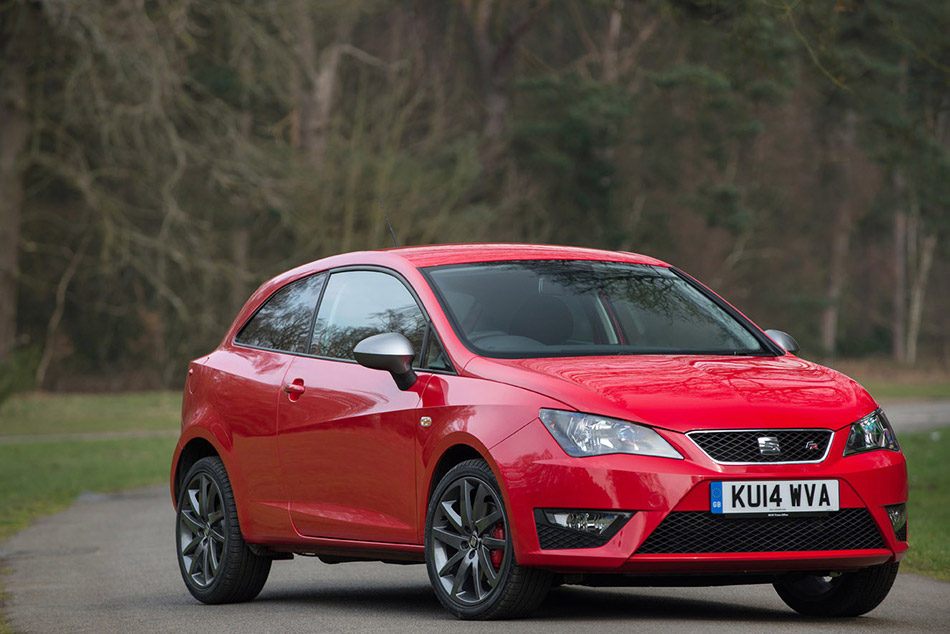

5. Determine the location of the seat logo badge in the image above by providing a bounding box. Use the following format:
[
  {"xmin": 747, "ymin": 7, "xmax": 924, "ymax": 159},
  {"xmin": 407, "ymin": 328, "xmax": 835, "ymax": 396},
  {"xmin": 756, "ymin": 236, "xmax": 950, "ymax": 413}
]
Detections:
[
  {"xmin": 757, "ymin": 436, "xmax": 781, "ymax": 455},
  {"xmin": 805, "ymin": 441, "xmax": 820, "ymax": 451},
  {"xmin": 420, "ymin": 416, "xmax": 432, "ymax": 428}
]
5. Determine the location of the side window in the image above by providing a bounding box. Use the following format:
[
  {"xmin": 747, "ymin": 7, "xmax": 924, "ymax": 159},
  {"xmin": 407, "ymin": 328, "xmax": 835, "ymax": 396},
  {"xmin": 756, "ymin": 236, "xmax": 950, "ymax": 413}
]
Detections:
[
  {"xmin": 235, "ymin": 273, "xmax": 326, "ymax": 353},
  {"xmin": 311, "ymin": 271, "xmax": 427, "ymax": 361}
]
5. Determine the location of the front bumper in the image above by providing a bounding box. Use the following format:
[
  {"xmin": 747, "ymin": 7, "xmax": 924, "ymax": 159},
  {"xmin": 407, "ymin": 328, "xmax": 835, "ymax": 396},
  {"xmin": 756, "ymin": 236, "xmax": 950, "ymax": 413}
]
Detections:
[{"xmin": 490, "ymin": 419, "xmax": 908, "ymax": 574}]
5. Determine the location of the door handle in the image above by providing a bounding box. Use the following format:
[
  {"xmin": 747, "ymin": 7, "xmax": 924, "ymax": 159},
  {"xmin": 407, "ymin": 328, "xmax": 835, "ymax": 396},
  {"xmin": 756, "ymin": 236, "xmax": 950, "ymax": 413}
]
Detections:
[{"xmin": 283, "ymin": 381, "xmax": 306, "ymax": 399}]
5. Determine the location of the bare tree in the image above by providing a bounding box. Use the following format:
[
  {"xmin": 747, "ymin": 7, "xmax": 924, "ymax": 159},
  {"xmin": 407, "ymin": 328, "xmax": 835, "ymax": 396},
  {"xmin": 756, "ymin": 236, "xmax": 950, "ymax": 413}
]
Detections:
[{"xmin": 0, "ymin": 3, "xmax": 37, "ymax": 365}]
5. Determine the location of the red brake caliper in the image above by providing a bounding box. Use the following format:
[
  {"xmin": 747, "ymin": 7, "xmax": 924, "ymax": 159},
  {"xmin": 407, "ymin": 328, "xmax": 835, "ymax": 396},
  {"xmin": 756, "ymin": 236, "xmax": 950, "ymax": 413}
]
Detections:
[{"xmin": 490, "ymin": 524, "xmax": 505, "ymax": 569}]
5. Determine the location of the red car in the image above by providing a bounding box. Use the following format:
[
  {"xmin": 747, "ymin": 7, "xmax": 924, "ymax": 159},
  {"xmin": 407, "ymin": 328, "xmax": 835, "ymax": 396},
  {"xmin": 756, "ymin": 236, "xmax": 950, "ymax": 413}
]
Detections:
[{"xmin": 170, "ymin": 244, "xmax": 907, "ymax": 620}]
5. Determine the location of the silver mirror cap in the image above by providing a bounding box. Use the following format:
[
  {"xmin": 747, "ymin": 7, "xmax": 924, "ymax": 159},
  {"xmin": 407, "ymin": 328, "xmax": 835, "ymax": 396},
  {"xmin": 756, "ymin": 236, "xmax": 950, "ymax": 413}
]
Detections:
[
  {"xmin": 353, "ymin": 332, "xmax": 417, "ymax": 390},
  {"xmin": 764, "ymin": 329, "xmax": 800, "ymax": 354}
]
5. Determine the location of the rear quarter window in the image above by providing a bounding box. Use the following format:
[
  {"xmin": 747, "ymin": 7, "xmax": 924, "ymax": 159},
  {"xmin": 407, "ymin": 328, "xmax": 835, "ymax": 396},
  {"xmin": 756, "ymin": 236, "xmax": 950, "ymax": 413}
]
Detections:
[{"xmin": 235, "ymin": 273, "xmax": 326, "ymax": 353}]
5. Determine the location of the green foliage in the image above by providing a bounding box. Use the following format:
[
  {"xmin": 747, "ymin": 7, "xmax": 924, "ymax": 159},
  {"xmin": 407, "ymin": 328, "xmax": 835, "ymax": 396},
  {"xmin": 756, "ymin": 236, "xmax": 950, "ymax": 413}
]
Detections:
[
  {"xmin": 5, "ymin": 0, "xmax": 950, "ymax": 385},
  {"xmin": 512, "ymin": 74, "xmax": 633, "ymax": 237},
  {"xmin": 687, "ymin": 183, "xmax": 754, "ymax": 235}
]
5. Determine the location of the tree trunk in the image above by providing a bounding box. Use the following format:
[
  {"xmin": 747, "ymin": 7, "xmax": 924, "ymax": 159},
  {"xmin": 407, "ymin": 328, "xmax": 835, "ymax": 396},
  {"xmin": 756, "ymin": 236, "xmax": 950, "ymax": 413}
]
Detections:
[
  {"xmin": 820, "ymin": 203, "xmax": 852, "ymax": 357},
  {"xmin": 602, "ymin": 0, "xmax": 623, "ymax": 83},
  {"xmin": 0, "ymin": 7, "xmax": 35, "ymax": 364},
  {"xmin": 819, "ymin": 111, "xmax": 859, "ymax": 358},
  {"xmin": 461, "ymin": 0, "xmax": 551, "ymax": 153},
  {"xmin": 891, "ymin": 59, "xmax": 909, "ymax": 364},
  {"xmin": 906, "ymin": 231, "xmax": 937, "ymax": 365},
  {"xmin": 294, "ymin": 1, "xmax": 358, "ymax": 169},
  {"xmin": 36, "ymin": 231, "xmax": 91, "ymax": 388},
  {"xmin": 892, "ymin": 207, "xmax": 907, "ymax": 363}
]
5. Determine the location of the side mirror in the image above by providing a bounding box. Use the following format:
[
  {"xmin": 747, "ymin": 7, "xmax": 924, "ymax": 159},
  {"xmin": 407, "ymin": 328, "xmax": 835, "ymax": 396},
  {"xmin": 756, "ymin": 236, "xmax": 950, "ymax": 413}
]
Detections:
[
  {"xmin": 764, "ymin": 329, "xmax": 800, "ymax": 354},
  {"xmin": 353, "ymin": 332, "xmax": 417, "ymax": 390}
]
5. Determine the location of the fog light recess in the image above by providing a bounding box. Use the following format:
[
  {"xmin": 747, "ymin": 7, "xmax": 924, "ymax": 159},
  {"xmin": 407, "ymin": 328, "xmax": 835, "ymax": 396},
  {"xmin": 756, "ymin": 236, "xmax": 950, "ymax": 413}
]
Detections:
[
  {"xmin": 885, "ymin": 503, "xmax": 907, "ymax": 541},
  {"xmin": 535, "ymin": 509, "xmax": 633, "ymax": 550}
]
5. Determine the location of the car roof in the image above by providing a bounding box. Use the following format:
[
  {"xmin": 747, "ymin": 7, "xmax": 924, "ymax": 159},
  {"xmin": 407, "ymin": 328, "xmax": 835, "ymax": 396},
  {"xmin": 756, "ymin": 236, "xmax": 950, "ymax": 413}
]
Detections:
[
  {"xmin": 257, "ymin": 244, "xmax": 670, "ymax": 307},
  {"xmin": 383, "ymin": 243, "xmax": 669, "ymax": 268}
]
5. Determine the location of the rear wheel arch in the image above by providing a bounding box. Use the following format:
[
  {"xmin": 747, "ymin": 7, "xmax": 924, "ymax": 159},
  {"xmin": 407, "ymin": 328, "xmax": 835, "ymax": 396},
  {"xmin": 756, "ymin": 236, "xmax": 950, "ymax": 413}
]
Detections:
[{"xmin": 175, "ymin": 438, "xmax": 220, "ymax": 506}]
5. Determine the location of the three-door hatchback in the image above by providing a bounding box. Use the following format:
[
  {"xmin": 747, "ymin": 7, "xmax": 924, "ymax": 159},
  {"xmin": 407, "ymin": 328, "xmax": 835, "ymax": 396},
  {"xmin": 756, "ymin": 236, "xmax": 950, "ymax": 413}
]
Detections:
[{"xmin": 171, "ymin": 244, "xmax": 907, "ymax": 620}]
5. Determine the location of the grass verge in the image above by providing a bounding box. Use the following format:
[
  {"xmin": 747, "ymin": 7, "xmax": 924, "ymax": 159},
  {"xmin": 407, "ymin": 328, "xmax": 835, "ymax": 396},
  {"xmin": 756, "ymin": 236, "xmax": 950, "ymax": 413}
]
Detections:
[
  {"xmin": 862, "ymin": 382, "xmax": 950, "ymax": 401},
  {"xmin": 828, "ymin": 359, "xmax": 950, "ymax": 400},
  {"xmin": 0, "ymin": 391, "xmax": 181, "ymax": 436},
  {"xmin": 0, "ymin": 579, "xmax": 9, "ymax": 634},
  {"xmin": 0, "ymin": 437, "xmax": 177, "ymax": 542},
  {"xmin": 0, "ymin": 392, "xmax": 180, "ymax": 633},
  {"xmin": 900, "ymin": 427, "xmax": 950, "ymax": 581}
]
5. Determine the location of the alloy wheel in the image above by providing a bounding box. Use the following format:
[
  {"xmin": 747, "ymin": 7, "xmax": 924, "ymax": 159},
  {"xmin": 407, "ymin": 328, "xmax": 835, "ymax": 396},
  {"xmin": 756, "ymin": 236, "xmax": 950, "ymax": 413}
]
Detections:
[
  {"xmin": 178, "ymin": 472, "xmax": 227, "ymax": 589},
  {"xmin": 429, "ymin": 475, "xmax": 509, "ymax": 605}
]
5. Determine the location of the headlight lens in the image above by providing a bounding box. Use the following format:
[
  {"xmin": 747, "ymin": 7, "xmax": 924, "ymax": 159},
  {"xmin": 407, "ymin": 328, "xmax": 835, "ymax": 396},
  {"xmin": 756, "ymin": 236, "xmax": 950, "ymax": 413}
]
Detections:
[
  {"xmin": 539, "ymin": 409, "xmax": 683, "ymax": 459},
  {"xmin": 844, "ymin": 409, "xmax": 900, "ymax": 456}
]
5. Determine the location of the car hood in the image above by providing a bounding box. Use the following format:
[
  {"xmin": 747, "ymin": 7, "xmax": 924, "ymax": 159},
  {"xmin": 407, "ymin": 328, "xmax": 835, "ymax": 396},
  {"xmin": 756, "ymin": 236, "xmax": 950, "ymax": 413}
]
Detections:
[{"xmin": 463, "ymin": 354, "xmax": 877, "ymax": 433}]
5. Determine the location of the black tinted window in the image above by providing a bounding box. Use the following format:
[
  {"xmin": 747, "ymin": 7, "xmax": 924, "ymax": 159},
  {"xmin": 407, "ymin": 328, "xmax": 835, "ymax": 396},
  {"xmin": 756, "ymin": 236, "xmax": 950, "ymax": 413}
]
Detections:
[
  {"xmin": 425, "ymin": 261, "xmax": 766, "ymax": 358},
  {"xmin": 235, "ymin": 273, "xmax": 326, "ymax": 353},
  {"xmin": 311, "ymin": 271, "xmax": 426, "ymax": 360},
  {"xmin": 424, "ymin": 328, "xmax": 453, "ymax": 372}
]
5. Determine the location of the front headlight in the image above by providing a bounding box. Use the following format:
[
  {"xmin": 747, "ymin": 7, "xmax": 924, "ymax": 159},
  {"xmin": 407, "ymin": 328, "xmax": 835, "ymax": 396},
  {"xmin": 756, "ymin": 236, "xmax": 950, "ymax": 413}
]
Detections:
[
  {"xmin": 539, "ymin": 409, "xmax": 683, "ymax": 459},
  {"xmin": 844, "ymin": 409, "xmax": 900, "ymax": 456}
]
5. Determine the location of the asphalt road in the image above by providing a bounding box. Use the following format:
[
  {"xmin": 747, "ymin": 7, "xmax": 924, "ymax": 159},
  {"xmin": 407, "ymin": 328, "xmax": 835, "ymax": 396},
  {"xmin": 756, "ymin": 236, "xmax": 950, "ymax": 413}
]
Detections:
[
  {"xmin": 3, "ymin": 401, "xmax": 949, "ymax": 633},
  {"xmin": 880, "ymin": 399, "xmax": 950, "ymax": 433}
]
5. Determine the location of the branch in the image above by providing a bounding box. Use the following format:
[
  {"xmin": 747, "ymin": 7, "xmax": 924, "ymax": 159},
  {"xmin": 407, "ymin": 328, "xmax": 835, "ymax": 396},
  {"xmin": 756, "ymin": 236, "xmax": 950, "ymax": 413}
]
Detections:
[
  {"xmin": 765, "ymin": 0, "xmax": 852, "ymax": 92},
  {"xmin": 35, "ymin": 227, "xmax": 93, "ymax": 387},
  {"xmin": 491, "ymin": 1, "xmax": 552, "ymax": 77}
]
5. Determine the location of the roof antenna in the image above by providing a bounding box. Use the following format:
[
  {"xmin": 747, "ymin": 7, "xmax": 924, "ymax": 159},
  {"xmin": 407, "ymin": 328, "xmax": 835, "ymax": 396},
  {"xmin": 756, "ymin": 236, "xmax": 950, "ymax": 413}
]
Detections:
[{"xmin": 379, "ymin": 198, "xmax": 399, "ymax": 247}]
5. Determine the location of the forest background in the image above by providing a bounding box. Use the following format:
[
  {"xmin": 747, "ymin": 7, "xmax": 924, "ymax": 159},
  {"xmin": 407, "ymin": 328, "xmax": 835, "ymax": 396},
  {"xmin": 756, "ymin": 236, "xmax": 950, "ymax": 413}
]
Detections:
[{"xmin": 1, "ymin": 0, "xmax": 948, "ymax": 397}]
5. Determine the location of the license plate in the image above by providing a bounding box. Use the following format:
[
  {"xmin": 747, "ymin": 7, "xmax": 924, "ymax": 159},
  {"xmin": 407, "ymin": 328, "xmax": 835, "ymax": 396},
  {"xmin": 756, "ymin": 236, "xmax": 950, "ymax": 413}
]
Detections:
[{"xmin": 710, "ymin": 480, "xmax": 839, "ymax": 516}]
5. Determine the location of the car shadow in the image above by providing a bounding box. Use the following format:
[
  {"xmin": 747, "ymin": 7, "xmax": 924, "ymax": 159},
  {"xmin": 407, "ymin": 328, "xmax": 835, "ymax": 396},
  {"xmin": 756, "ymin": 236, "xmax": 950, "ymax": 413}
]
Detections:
[
  {"xmin": 537, "ymin": 586, "xmax": 800, "ymax": 621},
  {"xmin": 248, "ymin": 582, "xmax": 901, "ymax": 627}
]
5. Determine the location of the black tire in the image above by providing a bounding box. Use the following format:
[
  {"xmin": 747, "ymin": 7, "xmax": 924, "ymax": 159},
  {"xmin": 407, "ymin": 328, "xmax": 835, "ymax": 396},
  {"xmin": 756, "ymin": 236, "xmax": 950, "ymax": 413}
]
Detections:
[
  {"xmin": 425, "ymin": 459, "xmax": 551, "ymax": 620},
  {"xmin": 175, "ymin": 456, "xmax": 272, "ymax": 604},
  {"xmin": 773, "ymin": 562, "xmax": 900, "ymax": 617}
]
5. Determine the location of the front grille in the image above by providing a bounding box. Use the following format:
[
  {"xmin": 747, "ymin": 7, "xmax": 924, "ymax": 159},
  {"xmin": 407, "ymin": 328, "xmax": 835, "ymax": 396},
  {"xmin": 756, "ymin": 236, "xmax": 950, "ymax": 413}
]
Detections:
[
  {"xmin": 688, "ymin": 429, "xmax": 833, "ymax": 463},
  {"xmin": 537, "ymin": 524, "xmax": 610, "ymax": 550},
  {"xmin": 637, "ymin": 508, "xmax": 884, "ymax": 554}
]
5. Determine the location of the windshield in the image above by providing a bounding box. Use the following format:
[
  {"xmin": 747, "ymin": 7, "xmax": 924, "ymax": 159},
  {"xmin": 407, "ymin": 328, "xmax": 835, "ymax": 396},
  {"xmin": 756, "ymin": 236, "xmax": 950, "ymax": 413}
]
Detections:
[{"xmin": 423, "ymin": 260, "xmax": 770, "ymax": 358}]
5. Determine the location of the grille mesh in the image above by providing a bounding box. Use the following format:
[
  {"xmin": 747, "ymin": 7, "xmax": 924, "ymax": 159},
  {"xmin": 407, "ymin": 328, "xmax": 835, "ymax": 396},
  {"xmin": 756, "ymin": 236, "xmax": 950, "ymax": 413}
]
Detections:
[
  {"xmin": 688, "ymin": 430, "xmax": 833, "ymax": 463},
  {"xmin": 637, "ymin": 508, "xmax": 884, "ymax": 554},
  {"xmin": 537, "ymin": 523, "xmax": 609, "ymax": 550}
]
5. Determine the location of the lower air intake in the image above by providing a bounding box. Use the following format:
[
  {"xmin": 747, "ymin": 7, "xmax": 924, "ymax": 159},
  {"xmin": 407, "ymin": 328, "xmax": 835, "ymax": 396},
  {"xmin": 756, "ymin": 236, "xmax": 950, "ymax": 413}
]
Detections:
[
  {"xmin": 537, "ymin": 523, "xmax": 611, "ymax": 550},
  {"xmin": 637, "ymin": 508, "xmax": 885, "ymax": 554}
]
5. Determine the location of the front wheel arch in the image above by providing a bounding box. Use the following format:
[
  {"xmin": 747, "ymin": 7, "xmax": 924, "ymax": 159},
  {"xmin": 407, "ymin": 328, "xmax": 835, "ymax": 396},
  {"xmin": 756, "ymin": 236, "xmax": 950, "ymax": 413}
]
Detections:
[{"xmin": 427, "ymin": 444, "xmax": 486, "ymax": 503}]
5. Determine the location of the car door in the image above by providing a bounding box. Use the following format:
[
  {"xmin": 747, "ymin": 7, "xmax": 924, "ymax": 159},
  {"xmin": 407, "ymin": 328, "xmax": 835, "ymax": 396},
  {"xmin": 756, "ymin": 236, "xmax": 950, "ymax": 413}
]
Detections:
[
  {"xmin": 277, "ymin": 269, "xmax": 429, "ymax": 543},
  {"xmin": 223, "ymin": 272, "xmax": 326, "ymax": 533}
]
